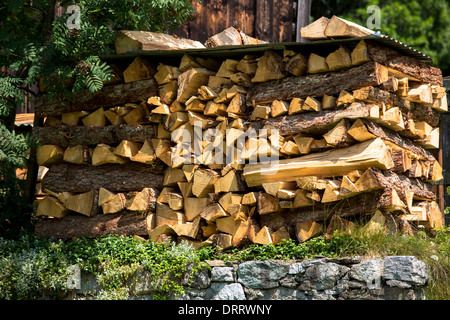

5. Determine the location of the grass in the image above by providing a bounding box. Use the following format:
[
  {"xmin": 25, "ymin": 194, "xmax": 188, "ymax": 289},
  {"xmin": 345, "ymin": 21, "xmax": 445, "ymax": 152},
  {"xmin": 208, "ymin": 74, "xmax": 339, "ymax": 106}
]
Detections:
[{"xmin": 0, "ymin": 226, "xmax": 449, "ymax": 299}]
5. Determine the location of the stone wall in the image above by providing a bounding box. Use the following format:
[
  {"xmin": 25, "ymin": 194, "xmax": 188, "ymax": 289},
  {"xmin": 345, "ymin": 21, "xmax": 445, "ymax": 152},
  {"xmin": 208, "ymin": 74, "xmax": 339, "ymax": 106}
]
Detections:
[{"xmin": 76, "ymin": 256, "xmax": 429, "ymax": 300}]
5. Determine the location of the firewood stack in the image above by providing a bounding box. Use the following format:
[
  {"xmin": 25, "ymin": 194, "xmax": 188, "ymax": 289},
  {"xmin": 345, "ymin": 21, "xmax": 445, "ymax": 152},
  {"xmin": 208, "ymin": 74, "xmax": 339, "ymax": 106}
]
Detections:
[{"xmin": 33, "ymin": 16, "xmax": 446, "ymax": 248}]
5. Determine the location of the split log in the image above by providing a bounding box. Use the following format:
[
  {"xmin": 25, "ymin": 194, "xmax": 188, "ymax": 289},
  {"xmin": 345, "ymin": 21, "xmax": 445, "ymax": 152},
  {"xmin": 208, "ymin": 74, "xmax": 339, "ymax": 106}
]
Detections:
[
  {"xmin": 123, "ymin": 57, "xmax": 155, "ymax": 83},
  {"xmin": 63, "ymin": 145, "xmax": 92, "ymax": 164},
  {"xmin": 35, "ymin": 211, "xmax": 154, "ymax": 238},
  {"xmin": 307, "ymin": 53, "xmax": 328, "ymax": 74},
  {"xmin": 243, "ymin": 138, "xmax": 394, "ymax": 187},
  {"xmin": 65, "ymin": 190, "xmax": 96, "ymax": 217},
  {"xmin": 177, "ymin": 68, "xmax": 214, "ymax": 103},
  {"xmin": 37, "ymin": 145, "xmax": 64, "ymax": 166},
  {"xmin": 92, "ymin": 144, "xmax": 128, "ymax": 165},
  {"xmin": 285, "ymin": 53, "xmax": 307, "ymax": 76},
  {"xmin": 253, "ymin": 226, "xmax": 273, "ymax": 245},
  {"xmin": 42, "ymin": 163, "xmax": 165, "ymax": 193},
  {"xmin": 35, "ymin": 79, "xmax": 158, "ymax": 117},
  {"xmin": 325, "ymin": 46, "xmax": 352, "ymax": 71},
  {"xmin": 114, "ymin": 30, "xmax": 204, "ymax": 54},
  {"xmin": 247, "ymin": 62, "xmax": 388, "ymax": 104},
  {"xmin": 251, "ymin": 50, "xmax": 285, "ymax": 83},
  {"xmin": 184, "ymin": 198, "xmax": 209, "ymax": 221},
  {"xmin": 126, "ymin": 187, "xmax": 159, "ymax": 211},
  {"xmin": 101, "ymin": 193, "xmax": 127, "ymax": 214},
  {"xmin": 296, "ymin": 221, "xmax": 322, "ymax": 242},
  {"xmin": 324, "ymin": 15, "xmax": 375, "ymax": 38},
  {"xmin": 300, "ymin": 16, "xmax": 329, "ymax": 40},
  {"xmin": 36, "ymin": 196, "xmax": 69, "ymax": 218},
  {"xmin": 33, "ymin": 125, "xmax": 155, "ymax": 148},
  {"xmin": 352, "ymin": 86, "xmax": 440, "ymax": 127},
  {"xmin": 232, "ymin": 218, "xmax": 260, "ymax": 247}
]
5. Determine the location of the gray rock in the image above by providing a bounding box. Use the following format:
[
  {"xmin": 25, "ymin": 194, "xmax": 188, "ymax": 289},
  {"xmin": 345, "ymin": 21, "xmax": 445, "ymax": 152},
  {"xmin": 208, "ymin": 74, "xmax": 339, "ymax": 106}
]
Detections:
[
  {"xmin": 298, "ymin": 262, "xmax": 343, "ymax": 291},
  {"xmin": 237, "ymin": 261, "xmax": 289, "ymax": 289},
  {"xmin": 288, "ymin": 262, "xmax": 304, "ymax": 275},
  {"xmin": 383, "ymin": 256, "xmax": 428, "ymax": 285},
  {"xmin": 212, "ymin": 283, "xmax": 246, "ymax": 300},
  {"xmin": 211, "ymin": 267, "xmax": 235, "ymax": 282},
  {"xmin": 349, "ymin": 259, "xmax": 383, "ymax": 289},
  {"xmin": 244, "ymin": 287, "xmax": 309, "ymax": 300},
  {"xmin": 182, "ymin": 265, "xmax": 211, "ymax": 289}
]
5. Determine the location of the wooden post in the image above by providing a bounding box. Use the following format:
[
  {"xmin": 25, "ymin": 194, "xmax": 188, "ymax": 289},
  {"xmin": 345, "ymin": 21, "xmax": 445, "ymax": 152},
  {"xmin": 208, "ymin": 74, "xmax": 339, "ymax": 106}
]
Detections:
[{"xmin": 296, "ymin": 0, "xmax": 312, "ymax": 42}]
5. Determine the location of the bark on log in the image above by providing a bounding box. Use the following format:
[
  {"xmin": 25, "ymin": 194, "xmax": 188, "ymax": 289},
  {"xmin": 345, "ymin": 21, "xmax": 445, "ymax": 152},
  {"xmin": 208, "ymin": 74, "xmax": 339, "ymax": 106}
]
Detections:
[
  {"xmin": 34, "ymin": 211, "xmax": 153, "ymax": 238},
  {"xmin": 35, "ymin": 79, "xmax": 158, "ymax": 117},
  {"xmin": 365, "ymin": 40, "xmax": 443, "ymax": 86},
  {"xmin": 360, "ymin": 168, "xmax": 436, "ymax": 201},
  {"xmin": 361, "ymin": 119, "xmax": 436, "ymax": 162},
  {"xmin": 33, "ymin": 125, "xmax": 155, "ymax": 148},
  {"xmin": 250, "ymin": 102, "xmax": 379, "ymax": 136},
  {"xmin": 42, "ymin": 163, "xmax": 165, "ymax": 193},
  {"xmin": 246, "ymin": 62, "xmax": 388, "ymax": 104}
]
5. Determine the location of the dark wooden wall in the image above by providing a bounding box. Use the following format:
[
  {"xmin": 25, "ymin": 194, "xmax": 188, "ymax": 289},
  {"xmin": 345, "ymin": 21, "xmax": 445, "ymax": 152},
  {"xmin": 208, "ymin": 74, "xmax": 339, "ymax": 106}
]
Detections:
[{"xmin": 173, "ymin": 0, "xmax": 296, "ymax": 44}]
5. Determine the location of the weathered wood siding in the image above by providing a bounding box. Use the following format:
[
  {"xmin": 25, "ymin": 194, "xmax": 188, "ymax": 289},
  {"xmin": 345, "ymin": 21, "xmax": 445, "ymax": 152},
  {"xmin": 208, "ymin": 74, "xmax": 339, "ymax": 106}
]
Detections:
[{"xmin": 174, "ymin": 0, "xmax": 295, "ymax": 44}]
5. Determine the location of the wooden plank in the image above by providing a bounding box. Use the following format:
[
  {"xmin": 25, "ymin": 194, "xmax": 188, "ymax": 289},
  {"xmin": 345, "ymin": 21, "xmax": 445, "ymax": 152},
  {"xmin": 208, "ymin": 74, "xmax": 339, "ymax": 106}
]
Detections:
[
  {"xmin": 35, "ymin": 79, "xmax": 158, "ymax": 117},
  {"xmin": 247, "ymin": 62, "xmax": 388, "ymax": 104},
  {"xmin": 42, "ymin": 163, "xmax": 165, "ymax": 193}
]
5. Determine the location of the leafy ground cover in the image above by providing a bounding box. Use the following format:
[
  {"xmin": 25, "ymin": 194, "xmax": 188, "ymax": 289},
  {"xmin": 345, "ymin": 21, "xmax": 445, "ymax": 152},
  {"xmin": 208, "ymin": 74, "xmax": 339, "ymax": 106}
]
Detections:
[{"xmin": 1, "ymin": 227, "xmax": 449, "ymax": 300}]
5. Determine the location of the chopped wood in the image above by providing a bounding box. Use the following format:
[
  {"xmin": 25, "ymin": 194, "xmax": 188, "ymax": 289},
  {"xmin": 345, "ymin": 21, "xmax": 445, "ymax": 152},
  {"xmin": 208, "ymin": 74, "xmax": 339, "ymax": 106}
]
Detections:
[
  {"xmin": 126, "ymin": 187, "xmax": 159, "ymax": 211},
  {"xmin": 98, "ymin": 187, "xmax": 116, "ymax": 207},
  {"xmin": 243, "ymin": 138, "xmax": 394, "ymax": 187},
  {"xmin": 326, "ymin": 45, "xmax": 352, "ymax": 71},
  {"xmin": 271, "ymin": 226, "xmax": 291, "ymax": 244},
  {"xmin": 232, "ymin": 218, "xmax": 260, "ymax": 247},
  {"xmin": 123, "ymin": 57, "xmax": 154, "ymax": 83},
  {"xmin": 236, "ymin": 55, "xmax": 258, "ymax": 75},
  {"xmin": 296, "ymin": 221, "xmax": 322, "ymax": 242},
  {"xmin": 322, "ymin": 118, "xmax": 354, "ymax": 147},
  {"xmin": 285, "ymin": 53, "xmax": 307, "ymax": 76},
  {"xmin": 351, "ymin": 40, "xmax": 371, "ymax": 66},
  {"xmin": 37, "ymin": 145, "xmax": 64, "ymax": 167},
  {"xmin": 200, "ymin": 203, "xmax": 228, "ymax": 222},
  {"xmin": 92, "ymin": 144, "xmax": 128, "ymax": 166},
  {"xmin": 216, "ymin": 216, "xmax": 239, "ymax": 234},
  {"xmin": 36, "ymin": 196, "xmax": 69, "ymax": 218},
  {"xmin": 65, "ymin": 190, "xmax": 96, "ymax": 217},
  {"xmin": 307, "ymin": 53, "xmax": 328, "ymax": 74},
  {"xmin": 300, "ymin": 16, "xmax": 329, "ymax": 40},
  {"xmin": 61, "ymin": 111, "xmax": 89, "ymax": 126},
  {"xmin": 114, "ymin": 30, "xmax": 204, "ymax": 54},
  {"xmin": 289, "ymin": 98, "xmax": 304, "ymax": 115},
  {"xmin": 251, "ymin": 50, "xmax": 285, "ymax": 83},
  {"xmin": 177, "ymin": 68, "xmax": 214, "ymax": 103},
  {"xmin": 192, "ymin": 168, "xmax": 220, "ymax": 198},
  {"xmin": 257, "ymin": 192, "xmax": 281, "ymax": 215},
  {"xmin": 216, "ymin": 59, "xmax": 239, "ymax": 78},
  {"xmin": 253, "ymin": 226, "xmax": 273, "ymax": 245},
  {"xmin": 324, "ymin": 15, "xmax": 375, "ymax": 38},
  {"xmin": 102, "ymin": 193, "xmax": 127, "ymax": 214}
]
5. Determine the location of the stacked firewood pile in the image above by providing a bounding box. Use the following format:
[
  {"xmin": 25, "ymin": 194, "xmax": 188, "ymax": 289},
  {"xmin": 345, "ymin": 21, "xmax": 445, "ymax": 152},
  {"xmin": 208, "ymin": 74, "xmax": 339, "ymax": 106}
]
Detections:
[{"xmin": 33, "ymin": 17, "xmax": 446, "ymax": 247}]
